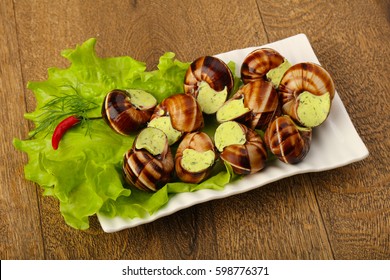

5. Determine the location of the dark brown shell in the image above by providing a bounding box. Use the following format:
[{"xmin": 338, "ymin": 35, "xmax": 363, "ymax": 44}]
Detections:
[
  {"xmin": 184, "ymin": 56, "xmax": 234, "ymax": 97},
  {"xmin": 237, "ymin": 79, "xmax": 281, "ymax": 130},
  {"xmin": 151, "ymin": 94, "xmax": 204, "ymax": 133},
  {"xmin": 175, "ymin": 132, "xmax": 217, "ymax": 184},
  {"xmin": 220, "ymin": 123, "xmax": 268, "ymax": 175},
  {"xmin": 123, "ymin": 130, "xmax": 174, "ymax": 192},
  {"xmin": 279, "ymin": 62, "xmax": 335, "ymax": 126},
  {"xmin": 264, "ymin": 115, "xmax": 312, "ymax": 164},
  {"xmin": 102, "ymin": 89, "xmax": 155, "ymax": 135},
  {"xmin": 240, "ymin": 48, "xmax": 285, "ymax": 84}
]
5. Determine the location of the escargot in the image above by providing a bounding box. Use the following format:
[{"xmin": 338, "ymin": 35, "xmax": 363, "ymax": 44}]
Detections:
[
  {"xmin": 175, "ymin": 132, "xmax": 217, "ymax": 184},
  {"xmin": 241, "ymin": 48, "xmax": 290, "ymax": 86},
  {"xmin": 264, "ymin": 115, "xmax": 312, "ymax": 164},
  {"xmin": 216, "ymin": 79, "xmax": 281, "ymax": 130},
  {"xmin": 279, "ymin": 62, "xmax": 335, "ymax": 128},
  {"xmin": 148, "ymin": 94, "xmax": 204, "ymax": 145},
  {"xmin": 184, "ymin": 56, "xmax": 234, "ymax": 114},
  {"xmin": 123, "ymin": 127, "xmax": 174, "ymax": 192},
  {"xmin": 102, "ymin": 89, "xmax": 157, "ymax": 135},
  {"xmin": 214, "ymin": 121, "xmax": 267, "ymax": 175}
]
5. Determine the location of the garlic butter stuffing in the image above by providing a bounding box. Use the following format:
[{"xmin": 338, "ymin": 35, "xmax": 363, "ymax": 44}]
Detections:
[{"xmin": 106, "ymin": 49, "xmax": 334, "ymax": 191}]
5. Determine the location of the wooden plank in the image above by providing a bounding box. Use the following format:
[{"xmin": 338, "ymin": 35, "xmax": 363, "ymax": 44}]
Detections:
[
  {"xmin": 11, "ymin": 0, "xmax": 337, "ymax": 259},
  {"xmin": 0, "ymin": 0, "xmax": 45, "ymax": 259},
  {"xmin": 13, "ymin": 0, "xmax": 170, "ymax": 259},
  {"xmin": 213, "ymin": 177, "xmax": 333, "ymax": 259},
  {"xmin": 257, "ymin": 0, "xmax": 390, "ymax": 259}
]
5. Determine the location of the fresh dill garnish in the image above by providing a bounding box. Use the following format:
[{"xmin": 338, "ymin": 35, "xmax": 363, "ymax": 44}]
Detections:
[{"xmin": 29, "ymin": 84, "xmax": 100, "ymax": 138}]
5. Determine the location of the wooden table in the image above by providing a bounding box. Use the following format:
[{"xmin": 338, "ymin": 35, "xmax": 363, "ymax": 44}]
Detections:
[{"xmin": 1, "ymin": 0, "xmax": 389, "ymax": 260}]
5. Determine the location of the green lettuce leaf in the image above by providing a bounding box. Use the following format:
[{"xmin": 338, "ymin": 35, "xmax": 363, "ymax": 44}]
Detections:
[{"xmin": 13, "ymin": 38, "xmax": 240, "ymax": 230}]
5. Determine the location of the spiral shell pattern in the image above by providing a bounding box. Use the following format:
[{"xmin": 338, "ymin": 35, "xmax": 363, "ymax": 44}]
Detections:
[
  {"xmin": 184, "ymin": 56, "xmax": 234, "ymax": 96},
  {"xmin": 278, "ymin": 62, "xmax": 335, "ymax": 126},
  {"xmin": 279, "ymin": 62, "xmax": 335, "ymax": 101},
  {"xmin": 151, "ymin": 94, "xmax": 204, "ymax": 133},
  {"xmin": 237, "ymin": 79, "xmax": 281, "ymax": 130},
  {"xmin": 123, "ymin": 134, "xmax": 174, "ymax": 192},
  {"xmin": 220, "ymin": 124, "xmax": 268, "ymax": 175},
  {"xmin": 240, "ymin": 48, "xmax": 285, "ymax": 84},
  {"xmin": 264, "ymin": 115, "xmax": 312, "ymax": 164},
  {"xmin": 102, "ymin": 89, "xmax": 155, "ymax": 135}
]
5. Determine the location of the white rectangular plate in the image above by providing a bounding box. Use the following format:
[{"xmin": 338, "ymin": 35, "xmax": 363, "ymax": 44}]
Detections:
[{"xmin": 97, "ymin": 34, "xmax": 369, "ymax": 233}]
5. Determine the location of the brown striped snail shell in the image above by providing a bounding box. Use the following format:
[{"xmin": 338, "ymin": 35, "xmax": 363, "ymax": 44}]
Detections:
[
  {"xmin": 123, "ymin": 128, "xmax": 174, "ymax": 192},
  {"xmin": 102, "ymin": 89, "xmax": 156, "ymax": 135},
  {"xmin": 279, "ymin": 62, "xmax": 335, "ymax": 128},
  {"xmin": 151, "ymin": 93, "xmax": 204, "ymax": 134},
  {"xmin": 264, "ymin": 115, "xmax": 312, "ymax": 164},
  {"xmin": 184, "ymin": 56, "xmax": 234, "ymax": 113},
  {"xmin": 175, "ymin": 132, "xmax": 217, "ymax": 184},
  {"xmin": 240, "ymin": 48, "xmax": 285, "ymax": 84},
  {"xmin": 219, "ymin": 123, "xmax": 268, "ymax": 175},
  {"xmin": 237, "ymin": 79, "xmax": 281, "ymax": 130}
]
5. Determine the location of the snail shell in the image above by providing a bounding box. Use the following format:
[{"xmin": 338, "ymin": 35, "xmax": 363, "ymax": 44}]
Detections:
[
  {"xmin": 264, "ymin": 115, "xmax": 312, "ymax": 164},
  {"xmin": 237, "ymin": 79, "xmax": 281, "ymax": 130},
  {"xmin": 219, "ymin": 123, "xmax": 268, "ymax": 175},
  {"xmin": 102, "ymin": 89, "xmax": 156, "ymax": 135},
  {"xmin": 175, "ymin": 132, "xmax": 217, "ymax": 184},
  {"xmin": 151, "ymin": 93, "xmax": 204, "ymax": 133},
  {"xmin": 184, "ymin": 56, "xmax": 234, "ymax": 106},
  {"xmin": 123, "ymin": 128, "xmax": 174, "ymax": 192},
  {"xmin": 279, "ymin": 62, "xmax": 335, "ymax": 127},
  {"xmin": 240, "ymin": 48, "xmax": 285, "ymax": 84}
]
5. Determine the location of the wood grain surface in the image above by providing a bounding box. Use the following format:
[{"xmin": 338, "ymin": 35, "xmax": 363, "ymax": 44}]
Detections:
[{"xmin": 1, "ymin": 0, "xmax": 389, "ymax": 260}]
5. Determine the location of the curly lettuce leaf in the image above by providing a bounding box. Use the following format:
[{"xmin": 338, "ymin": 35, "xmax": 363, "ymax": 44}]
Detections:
[
  {"xmin": 126, "ymin": 52, "xmax": 192, "ymax": 103},
  {"xmin": 13, "ymin": 38, "xmax": 239, "ymax": 230}
]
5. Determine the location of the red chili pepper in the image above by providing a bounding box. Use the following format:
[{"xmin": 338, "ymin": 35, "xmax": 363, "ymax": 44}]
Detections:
[{"xmin": 52, "ymin": 115, "xmax": 81, "ymax": 150}]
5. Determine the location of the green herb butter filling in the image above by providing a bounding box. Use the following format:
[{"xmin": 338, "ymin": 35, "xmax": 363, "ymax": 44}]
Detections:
[
  {"xmin": 214, "ymin": 121, "xmax": 246, "ymax": 152},
  {"xmin": 266, "ymin": 59, "xmax": 292, "ymax": 87},
  {"xmin": 197, "ymin": 81, "xmax": 228, "ymax": 114},
  {"xmin": 297, "ymin": 91, "xmax": 331, "ymax": 127},
  {"xmin": 135, "ymin": 127, "xmax": 167, "ymax": 155},
  {"xmin": 216, "ymin": 97, "xmax": 250, "ymax": 122},
  {"xmin": 181, "ymin": 149, "xmax": 215, "ymax": 172},
  {"xmin": 128, "ymin": 89, "xmax": 157, "ymax": 110},
  {"xmin": 148, "ymin": 116, "xmax": 182, "ymax": 145}
]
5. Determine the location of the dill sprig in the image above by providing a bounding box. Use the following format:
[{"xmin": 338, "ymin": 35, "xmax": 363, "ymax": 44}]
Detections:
[{"xmin": 30, "ymin": 85, "xmax": 100, "ymax": 138}]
